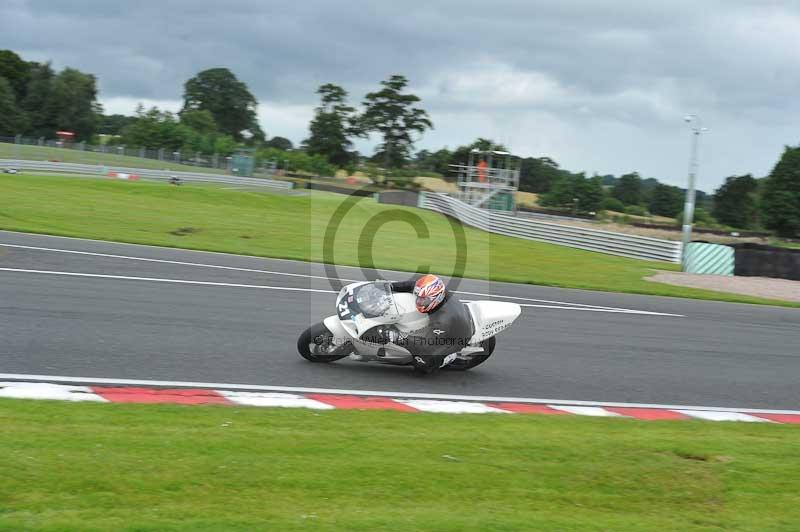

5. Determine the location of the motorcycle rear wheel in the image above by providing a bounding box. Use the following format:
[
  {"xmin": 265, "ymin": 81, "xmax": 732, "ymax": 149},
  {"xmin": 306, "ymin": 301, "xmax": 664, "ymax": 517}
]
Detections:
[
  {"xmin": 445, "ymin": 336, "xmax": 496, "ymax": 371},
  {"xmin": 297, "ymin": 322, "xmax": 351, "ymax": 363}
]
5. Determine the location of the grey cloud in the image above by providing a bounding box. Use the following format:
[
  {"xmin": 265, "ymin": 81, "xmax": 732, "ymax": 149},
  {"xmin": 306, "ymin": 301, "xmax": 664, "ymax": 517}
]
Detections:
[{"xmin": 1, "ymin": 0, "xmax": 799, "ymax": 187}]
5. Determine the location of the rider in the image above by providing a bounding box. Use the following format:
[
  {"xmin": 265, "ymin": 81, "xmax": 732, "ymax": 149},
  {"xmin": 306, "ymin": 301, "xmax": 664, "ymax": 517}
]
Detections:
[{"xmin": 382, "ymin": 274, "xmax": 473, "ymax": 374}]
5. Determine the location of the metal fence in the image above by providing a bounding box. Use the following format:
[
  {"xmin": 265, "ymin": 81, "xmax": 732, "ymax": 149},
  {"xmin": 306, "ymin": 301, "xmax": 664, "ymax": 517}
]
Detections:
[
  {"xmin": 0, "ymin": 159, "xmax": 293, "ymax": 191},
  {"xmin": 0, "ymin": 135, "xmax": 287, "ymax": 174},
  {"xmin": 418, "ymin": 192, "xmax": 682, "ymax": 263}
]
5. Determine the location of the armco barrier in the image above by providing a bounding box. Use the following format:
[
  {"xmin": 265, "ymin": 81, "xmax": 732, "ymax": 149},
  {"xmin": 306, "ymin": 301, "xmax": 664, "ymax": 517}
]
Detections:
[
  {"xmin": 0, "ymin": 159, "xmax": 293, "ymax": 191},
  {"xmin": 378, "ymin": 190, "xmax": 420, "ymax": 207},
  {"xmin": 418, "ymin": 192, "xmax": 682, "ymax": 263}
]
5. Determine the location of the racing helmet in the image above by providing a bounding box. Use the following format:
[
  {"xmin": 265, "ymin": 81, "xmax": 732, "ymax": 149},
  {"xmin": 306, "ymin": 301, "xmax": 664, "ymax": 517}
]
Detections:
[{"xmin": 413, "ymin": 274, "xmax": 446, "ymax": 313}]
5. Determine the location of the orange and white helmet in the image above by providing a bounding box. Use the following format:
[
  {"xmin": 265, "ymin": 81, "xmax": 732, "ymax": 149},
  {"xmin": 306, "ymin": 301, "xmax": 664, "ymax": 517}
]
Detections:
[{"xmin": 413, "ymin": 274, "xmax": 447, "ymax": 313}]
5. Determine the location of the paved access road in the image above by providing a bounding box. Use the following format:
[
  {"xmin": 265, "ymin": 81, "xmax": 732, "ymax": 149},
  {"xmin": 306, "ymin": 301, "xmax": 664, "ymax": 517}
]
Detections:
[{"xmin": 1, "ymin": 230, "xmax": 798, "ymax": 410}]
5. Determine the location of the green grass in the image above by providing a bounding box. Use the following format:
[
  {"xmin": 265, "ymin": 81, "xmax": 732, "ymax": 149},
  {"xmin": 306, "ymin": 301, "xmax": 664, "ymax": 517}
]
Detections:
[
  {"xmin": 770, "ymin": 239, "xmax": 800, "ymax": 250},
  {"xmin": 0, "ymin": 399, "xmax": 799, "ymax": 531},
  {"xmin": 0, "ymin": 142, "xmax": 227, "ymax": 174},
  {"xmin": 1, "ymin": 172, "xmax": 795, "ymax": 306}
]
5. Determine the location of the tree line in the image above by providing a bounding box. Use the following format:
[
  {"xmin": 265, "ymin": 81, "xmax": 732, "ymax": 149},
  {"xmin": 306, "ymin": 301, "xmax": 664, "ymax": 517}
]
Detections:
[
  {"xmin": 0, "ymin": 50, "xmax": 100, "ymax": 140},
  {"xmin": 2, "ymin": 48, "xmax": 799, "ymax": 237}
]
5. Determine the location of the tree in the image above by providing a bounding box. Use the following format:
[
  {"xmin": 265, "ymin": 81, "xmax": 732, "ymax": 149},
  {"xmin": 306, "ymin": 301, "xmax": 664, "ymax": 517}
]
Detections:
[
  {"xmin": 624, "ymin": 204, "xmax": 649, "ymax": 216},
  {"xmin": 266, "ymin": 136, "xmax": 293, "ymax": 151},
  {"xmin": 415, "ymin": 148, "xmax": 452, "ymax": 176},
  {"xmin": 677, "ymin": 208, "xmax": 719, "ymax": 228},
  {"xmin": 450, "ymin": 138, "xmax": 506, "ymax": 166},
  {"xmin": 360, "ymin": 75, "xmax": 432, "ymax": 168},
  {"xmin": 414, "ymin": 149, "xmax": 432, "ymax": 166},
  {"xmin": 20, "ymin": 61, "xmax": 56, "ymax": 137},
  {"xmin": 519, "ymin": 156, "xmax": 572, "ymax": 193},
  {"xmin": 120, "ymin": 105, "xmax": 238, "ymax": 156},
  {"xmin": 97, "ymin": 114, "xmax": 137, "ymax": 136},
  {"xmin": 179, "ymin": 109, "xmax": 217, "ymax": 134},
  {"xmin": 761, "ymin": 146, "xmax": 800, "ymax": 237},
  {"xmin": 0, "ymin": 51, "xmax": 101, "ymax": 140},
  {"xmin": 599, "ymin": 174, "xmax": 617, "ymax": 187},
  {"xmin": 601, "ymin": 197, "xmax": 625, "ymax": 212},
  {"xmin": 443, "ymin": 138, "xmax": 510, "ymax": 182},
  {"xmin": 121, "ymin": 106, "xmax": 189, "ymax": 151},
  {"xmin": 711, "ymin": 174, "xmax": 759, "ymax": 229},
  {"xmin": 181, "ymin": 68, "xmax": 263, "ymax": 141},
  {"xmin": 303, "ymin": 83, "xmax": 360, "ymax": 166},
  {"xmin": 213, "ymin": 135, "xmax": 237, "ymax": 156},
  {"xmin": 0, "ymin": 50, "xmax": 30, "ymax": 102},
  {"xmin": 45, "ymin": 68, "xmax": 100, "ymax": 140},
  {"xmin": 540, "ymin": 174, "xmax": 605, "ymax": 214},
  {"xmin": 0, "ymin": 77, "xmax": 24, "ymax": 135},
  {"xmin": 178, "ymin": 109, "xmax": 241, "ymax": 155},
  {"xmin": 576, "ymin": 175, "xmax": 605, "ymax": 213},
  {"xmin": 612, "ymin": 172, "xmax": 643, "ymax": 205},
  {"xmin": 443, "ymin": 140, "xmax": 577, "ymax": 192},
  {"xmin": 648, "ymin": 183, "xmax": 684, "ymax": 218},
  {"xmin": 640, "ymin": 177, "xmax": 660, "ymax": 195},
  {"xmin": 257, "ymin": 146, "xmax": 335, "ymax": 177}
]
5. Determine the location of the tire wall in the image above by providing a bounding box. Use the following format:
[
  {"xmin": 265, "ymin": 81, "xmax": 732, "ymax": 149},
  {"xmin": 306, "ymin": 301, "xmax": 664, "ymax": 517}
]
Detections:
[
  {"xmin": 684, "ymin": 242, "xmax": 734, "ymax": 276},
  {"xmin": 733, "ymin": 243, "xmax": 800, "ymax": 281}
]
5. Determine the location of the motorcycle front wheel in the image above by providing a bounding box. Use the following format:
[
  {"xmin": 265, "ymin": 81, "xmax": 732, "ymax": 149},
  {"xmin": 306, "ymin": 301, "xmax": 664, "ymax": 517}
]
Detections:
[{"xmin": 297, "ymin": 322, "xmax": 351, "ymax": 363}]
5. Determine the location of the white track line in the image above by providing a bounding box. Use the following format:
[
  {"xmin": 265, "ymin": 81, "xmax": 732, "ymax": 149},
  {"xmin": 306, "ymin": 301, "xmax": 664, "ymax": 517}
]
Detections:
[
  {"xmin": 453, "ymin": 289, "xmax": 663, "ymax": 314},
  {"xmin": 0, "ymin": 268, "xmax": 337, "ymax": 294},
  {"xmin": 460, "ymin": 300, "xmax": 676, "ymax": 315},
  {"xmin": 0, "ymin": 243, "xmax": 358, "ymax": 283},
  {"xmin": 0, "ymin": 230, "xmax": 324, "ymax": 264},
  {"xmin": 2, "ymin": 372, "xmax": 798, "ymax": 415},
  {"xmin": 515, "ymin": 303, "xmax": 679, "ymax": 315},
  {"xmin": 0, "ymin": 241, "xmax": 684, "ymax": 316},
  {"xmin": 0, "ymin": 267, "xmax": 678, "ymax": 315}
]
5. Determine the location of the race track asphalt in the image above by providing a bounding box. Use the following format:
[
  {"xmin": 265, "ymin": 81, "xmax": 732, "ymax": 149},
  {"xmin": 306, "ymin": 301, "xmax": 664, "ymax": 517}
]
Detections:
[{"xmin": 1, "ymin": 230, "xmax": 798, "ymax": 410}]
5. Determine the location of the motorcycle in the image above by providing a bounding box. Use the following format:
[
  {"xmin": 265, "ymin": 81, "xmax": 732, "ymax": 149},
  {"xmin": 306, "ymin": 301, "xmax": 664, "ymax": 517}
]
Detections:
[{"xmin": 297, "ymin": 280, "xmax": 521, "ymax": 372}]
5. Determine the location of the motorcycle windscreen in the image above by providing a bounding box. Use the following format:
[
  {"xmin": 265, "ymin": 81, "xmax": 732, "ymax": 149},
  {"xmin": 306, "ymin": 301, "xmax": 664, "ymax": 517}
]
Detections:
[{"xmin": 336, "ymin": 282, "xmax": 400, "ymax": 337}]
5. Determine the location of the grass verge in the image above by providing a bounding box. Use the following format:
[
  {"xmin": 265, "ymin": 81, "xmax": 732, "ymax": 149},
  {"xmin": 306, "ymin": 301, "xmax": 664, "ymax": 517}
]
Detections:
[
  {"xmin": 0, "ymin": 173, "xmax": 795, "ymax": 306},
  {"xmin": 1, "ymin": 399, "xmax": 799, "ymax": 531}
]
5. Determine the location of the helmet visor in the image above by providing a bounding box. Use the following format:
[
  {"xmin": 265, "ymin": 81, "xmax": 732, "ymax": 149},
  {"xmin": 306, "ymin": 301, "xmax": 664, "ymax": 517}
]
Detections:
[{"xmin": 416, "ymin": 294, "xmax": 436, "ymax": 311}]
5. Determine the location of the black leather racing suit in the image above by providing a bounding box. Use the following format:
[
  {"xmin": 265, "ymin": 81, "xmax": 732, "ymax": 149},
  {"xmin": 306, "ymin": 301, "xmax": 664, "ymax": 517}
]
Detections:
[{"xmin": 387, "ymin": 279, "xmax": 474, "ymax": 372}]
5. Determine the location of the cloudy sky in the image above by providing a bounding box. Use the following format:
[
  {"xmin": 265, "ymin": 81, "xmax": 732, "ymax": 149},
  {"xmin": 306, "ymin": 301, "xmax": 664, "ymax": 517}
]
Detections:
[{"xmin": 2, "ymin": 0, "xmax": 799, "ymax": 189}]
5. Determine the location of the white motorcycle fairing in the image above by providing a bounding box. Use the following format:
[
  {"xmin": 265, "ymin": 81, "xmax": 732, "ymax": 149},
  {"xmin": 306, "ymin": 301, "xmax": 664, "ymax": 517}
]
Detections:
[
  {"xmin": 321, "ymin": 281, "xmax": 521, "ymax": 366},
  {"xmin": 465, "ymin": 301, "xmax": 522, "ymax": 344}
]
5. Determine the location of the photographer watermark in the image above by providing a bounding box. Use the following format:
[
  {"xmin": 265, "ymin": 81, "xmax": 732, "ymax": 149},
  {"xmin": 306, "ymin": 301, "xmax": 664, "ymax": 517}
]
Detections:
[{"xmin": 321, "ymin": 187, "xmax": 468, "ymax": 292}]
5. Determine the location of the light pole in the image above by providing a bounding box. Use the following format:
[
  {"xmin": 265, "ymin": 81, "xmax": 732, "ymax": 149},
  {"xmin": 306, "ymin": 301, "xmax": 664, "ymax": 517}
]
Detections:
[{"xmin": 680, "ymin": 115, "xmax": 707, "ymax": 268}]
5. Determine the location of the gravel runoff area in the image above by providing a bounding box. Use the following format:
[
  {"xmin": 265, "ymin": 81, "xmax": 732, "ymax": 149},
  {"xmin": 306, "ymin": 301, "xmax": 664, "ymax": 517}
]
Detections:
[{"xmin": 648, "ymin": 271, "xmax": 800, "ymax": 303}]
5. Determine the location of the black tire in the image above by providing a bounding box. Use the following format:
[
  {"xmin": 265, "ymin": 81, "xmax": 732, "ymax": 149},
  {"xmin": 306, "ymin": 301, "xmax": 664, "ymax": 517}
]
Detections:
[
  {"xmin": 297, "ymin": 322, "xmax": 350, "ymax": 363},
  {"xmin": 444, "ymin": 336, "xmax": 496, "ymax": 371},
  {"xmin": 411, "ymin": 355, "xmax": 445, "ymax": 376}
]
